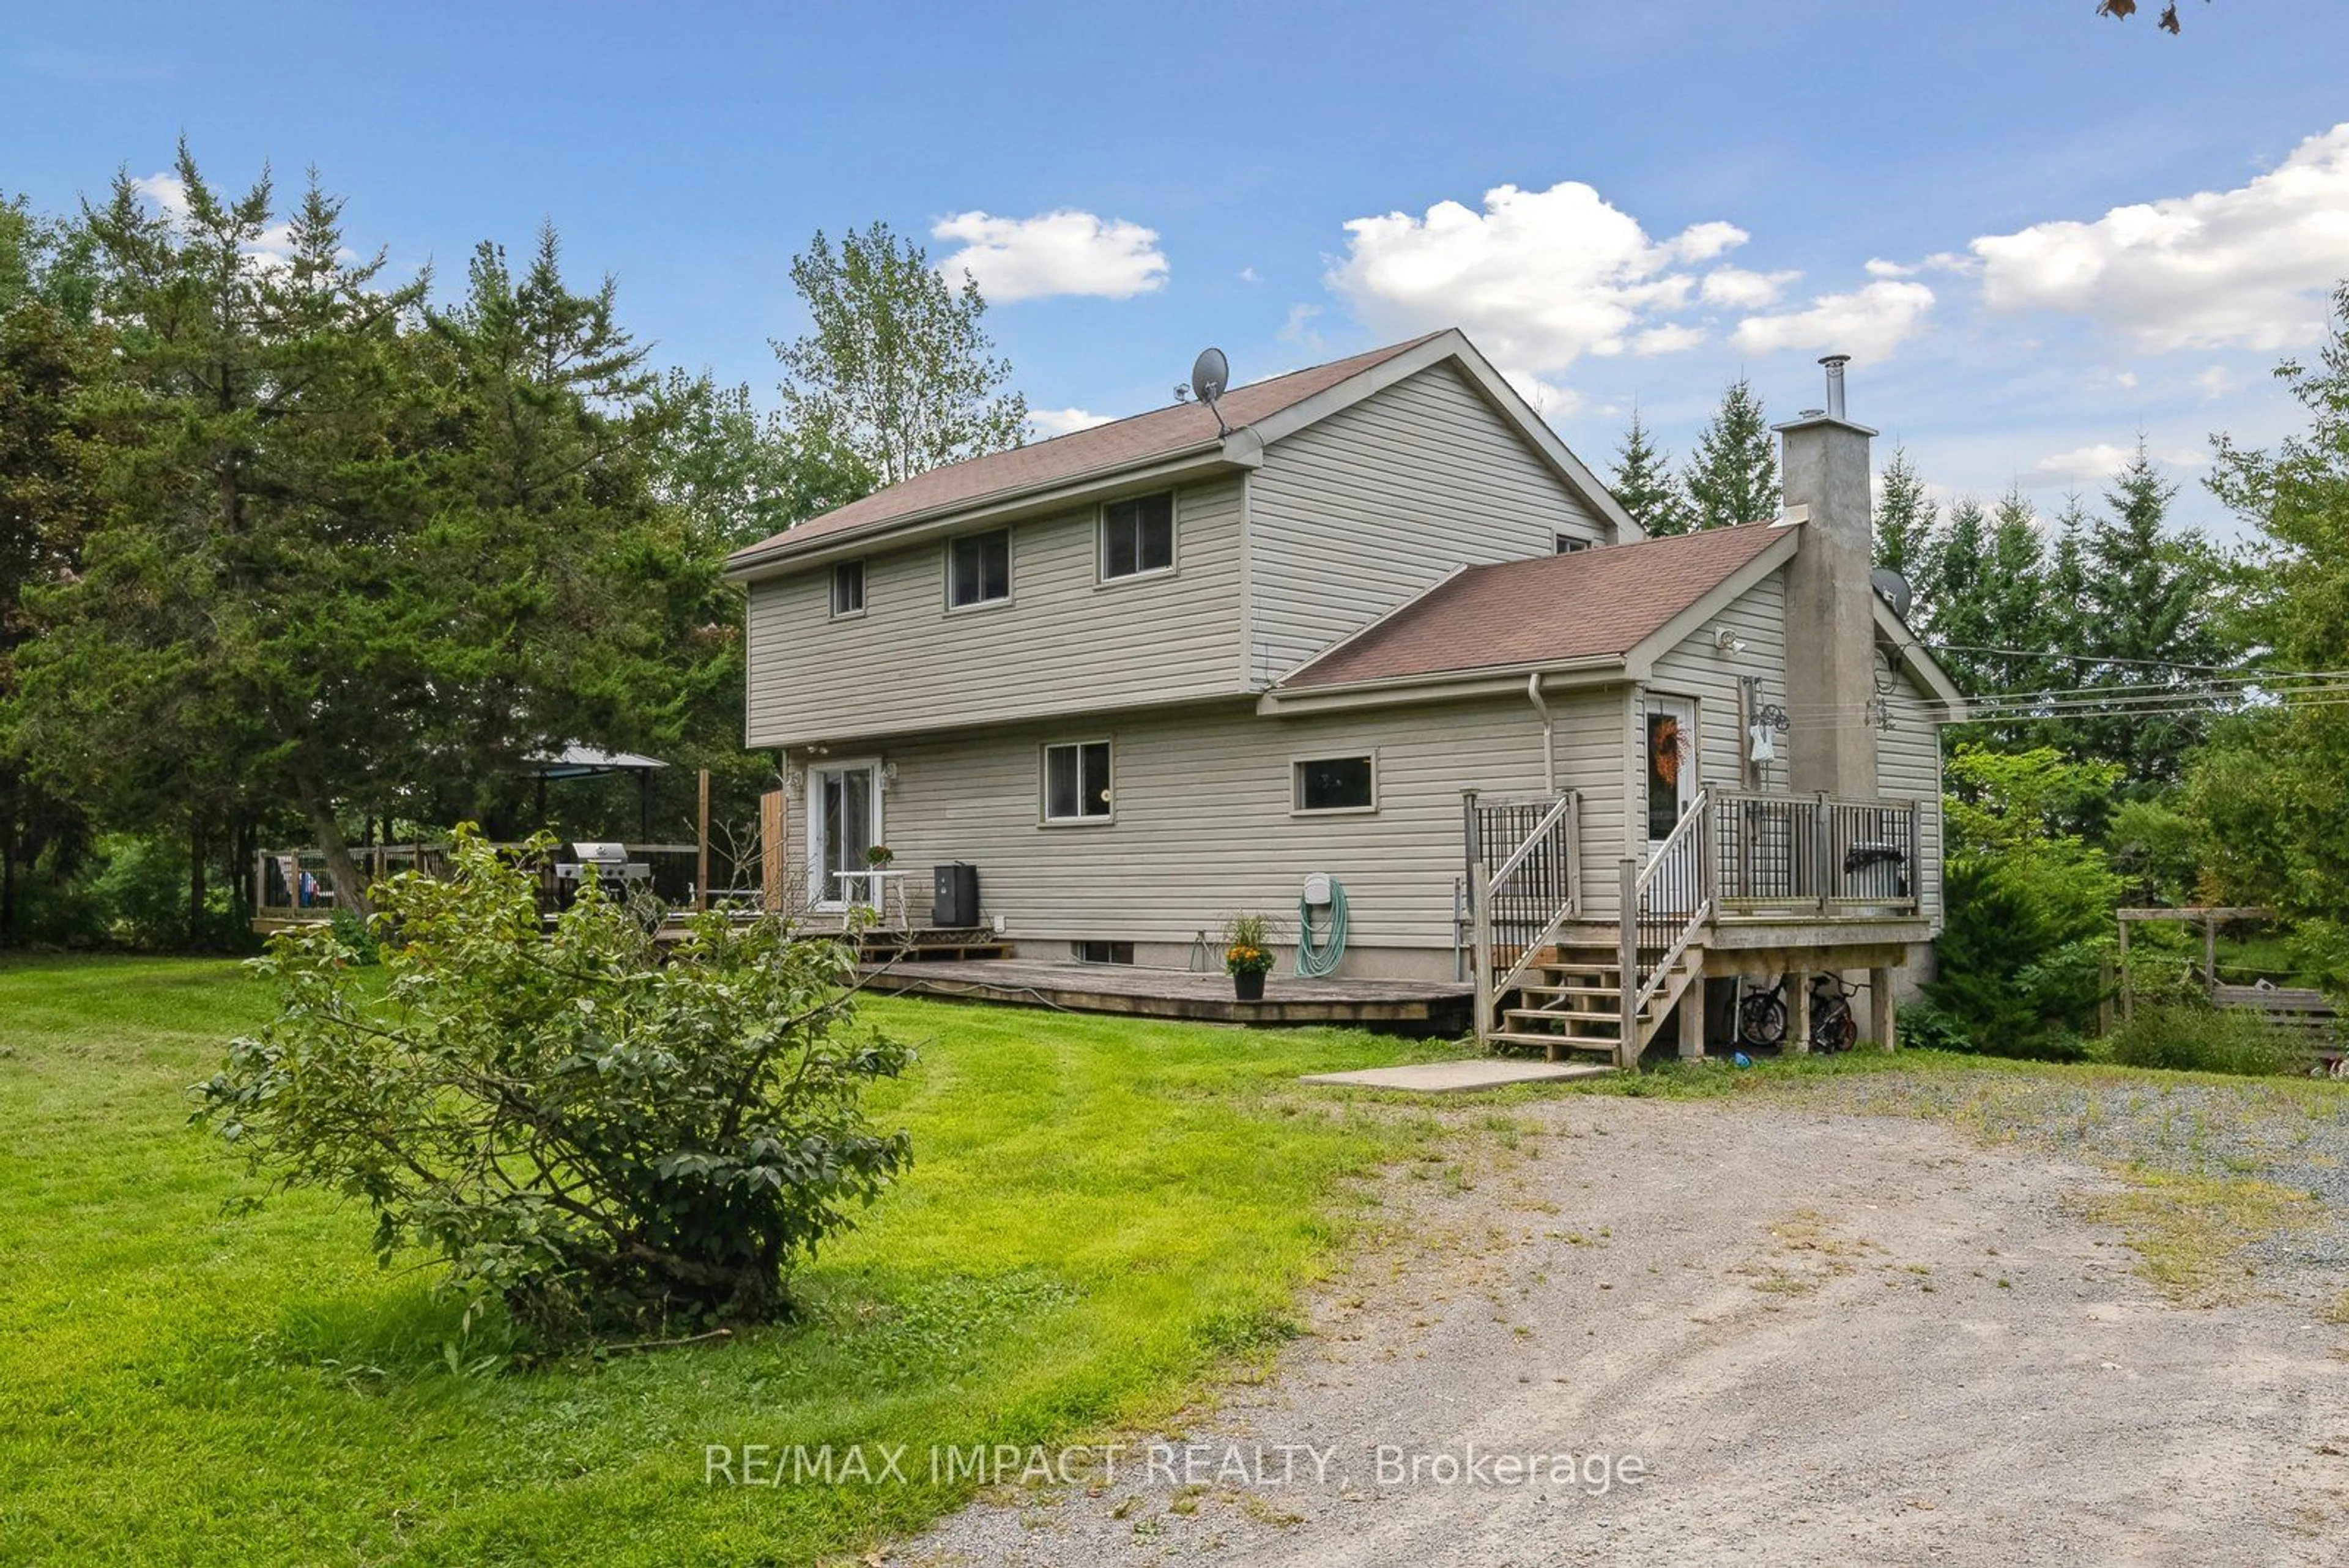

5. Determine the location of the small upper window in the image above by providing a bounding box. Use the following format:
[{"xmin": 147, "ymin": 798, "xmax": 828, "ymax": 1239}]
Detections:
[
  {"xmin": 1294, "ymin": 756, "xmax": 1375, "ymax": 813},
  {"xmin": 1554, "ymin": 533, "xmax": 1590, "ymax": 554},
  {"xmin": 1044, "ymin": 741, "xmax": 1113, "ymax": 822},
  {"xmin": 830, "ymin": 560, "xmax": 866, "ymax": 617},
  {"xmin": 948, "ymin": 529, "xmax": 1012, "ymax": 608},
  {"xmin": 1100, "ymin": 492, "xmax": 1174, "ymax": 580}
]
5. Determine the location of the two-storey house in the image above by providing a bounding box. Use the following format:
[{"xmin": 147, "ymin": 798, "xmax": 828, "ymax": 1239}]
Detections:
[{"xmin": 726, "ymin": 330, "xmax": 1964, "ymax": 1064}]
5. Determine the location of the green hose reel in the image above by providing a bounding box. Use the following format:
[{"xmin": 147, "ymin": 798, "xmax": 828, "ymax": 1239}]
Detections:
[{"xmin": 1294, "ymin": 873, "xmax": 1349, "ymax": 978}]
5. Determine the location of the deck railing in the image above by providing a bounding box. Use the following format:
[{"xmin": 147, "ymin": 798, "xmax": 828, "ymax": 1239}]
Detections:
[
  {"xmin": 254, "ymin": 842, "xmax": 707, "ymax": 922},
  {"xmin": 1462, "ymin": 790, "xmax": 1581, "ymax": 1043},
  {"xmin": 1618, "ymin": 789, "xmax": 1713, "ymax": 1063},
  {"xmin": 1710, "ymin": 791, "xmax": 1921, "ymax": 916}
]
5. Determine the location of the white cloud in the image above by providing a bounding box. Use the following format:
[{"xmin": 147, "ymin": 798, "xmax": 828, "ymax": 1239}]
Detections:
[
  {"xmin": 1972, "ymin": 122, "xmax": 2349, "ymax": 352},
  {"xmin": 2030, "ymin": 442, "xmax": 2206, "ymax": 486},
  {"xmin": 1238, "ymin": 266, "xmax": 1259, "ymax": 283},
  {"xmin": 1029, "ymin": 406, "xmax": 1114, "ymax": 438},
  {"xmin": 1864, "ymin": 258, "xmax": 1920, "ymax": 279},
  {"xmin": 1699, "ymin": 266, "xmax": 1800, "ymax": 309},
  {"xmin": 2194, "ymin": 364, "xmax": 2240, "ymax": 399},
  {"xmin": 1730, "ymin": 280, "xmax": 1937, "ymax": 360},
  {"xmin": 1277, "ymin": 302, "xmax": 1326, "ymax": 349},
  {"xmin": 1632, "ymin": 322, "xmax": 1706, "ymax": 355},
  {"xmin": 930, "ymin": 209, "xmax": 1168, "ymax": 302},
  {"xmin": 1325, "ymin": 180, "xmax": 1744, "ymax": 381}
]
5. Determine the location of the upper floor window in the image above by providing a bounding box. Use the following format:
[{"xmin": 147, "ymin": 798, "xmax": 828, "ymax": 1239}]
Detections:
[
  {"xmin": 948, "ymin": 529, "xmax": 1011, "ymax": 609},
  {"xmin": 1554, "ymin": 533, "xmax": 1590, "ymax": 554},
  {"xmin": 830, "ymin": 560, "xmax": 866, "ymax": 618},
  {"xmin": 1100, "ymin": 492, "xmax": 1174, "ymax": 581},
  {"xmin": 1294, "ymin": 754, "xmax": 1376, "ymax": 813},
  {"xmin": 1043, "ymin": 740, "xmax": 1113, "ymax": 823}
]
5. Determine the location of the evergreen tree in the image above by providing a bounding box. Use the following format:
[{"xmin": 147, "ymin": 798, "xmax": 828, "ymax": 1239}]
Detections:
[
  {"xmin": 1873, "ymin": 446, "xmax": 1937, "ymax": 579},
  {"xmin": 1976, "ymin": 487, "xmax": 2055, "ymax": 745},
  {"xmin": 1606, "ymin": 405, "xmax": 1693, "ymax": 536},
  {"xmin": 2076, "ymin": 443, "xmax": 2225, "ymax": 790},
  {"xmin": 1925, "ymin": 496, "xmax": 1996, "ymax": 693},
  {"xmin": 15, "ymin": 152, "xmax": 698, "ymax": 916},
  {"xmin": 1683, "ymin": 377, "xmax": 1779, "ymax": 530},
  {"xmin": 773, "ymin": 221, "xmax": 1026, "ymax": 489}
]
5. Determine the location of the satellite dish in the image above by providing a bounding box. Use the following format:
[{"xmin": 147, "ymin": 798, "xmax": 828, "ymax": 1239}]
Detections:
[
  {"xmin": 1190, "ymin": 346, "xmax": 1231, "ymax": 436},
  {"xmin": 1870, "ymin": 566, "xmax": 1913, "ymax": 621}
]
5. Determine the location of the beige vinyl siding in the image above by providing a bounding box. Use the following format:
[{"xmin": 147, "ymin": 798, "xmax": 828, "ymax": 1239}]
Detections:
[
  {"xmin": 1548, "ymin": 684, "xmax": 1634, "ymax": 922},
  {"xmin": 1640, "ymin": 568, "xmax": 1791, "ymax": 798},
  {"xmin": 743, "ymin": 479, "xmax": 1246, "ymax": 748},
  {"xmin": 829, "ymin": 697, "xmax": 1549, "ymax": 962},
  {"xmin": 1876, "ymin": 658, "xmax": 1946, "ymax": 927},
  {"xmin": 1245, "ymin": 362, "xmax": 1609, "ymax": 682}
]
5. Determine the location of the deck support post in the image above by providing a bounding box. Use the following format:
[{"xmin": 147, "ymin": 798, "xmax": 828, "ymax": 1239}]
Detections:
[
  {"xmin": 1677, "ymin": 979, "xmax": 1705, "ymax": 1060},
  {"xmin": 1869, "ymin": 965, "xmax": 1896, "ymax": 1050},
  {"xmin": 1617, "ymin": 856, "xmax": 1639, "ymax": 1070},
  {"xmin": 1787, "ymin": 967, "xmax": 1811, "ymax": 1053}
]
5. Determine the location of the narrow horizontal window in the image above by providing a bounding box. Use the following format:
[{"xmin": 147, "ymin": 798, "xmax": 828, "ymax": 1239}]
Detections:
[
  {"xmin": 1100, "ymin": 492, "xmax": 1174, "ymax": 580},
  {"xmin": 1071, "ymin": 940, "xmax": 1135, "ymax": 965},
  {"xmin": 1044, "ymin": 740, "xmax": 1113, "ymax": 822},
  {"xmin": 830, "ymin": 560, "xmax": 866, "ymax": 617},
  {"xmin": 1295, "ymin": 756, "xmax": 1375, "ymax": 812},
  {"xmin": 949, "ymin": 529, "xmax": 1011, "ymax": 608},
  {"xmin": 1554, "ymin": 533, "xmax": 1589, "ymax": 554}
]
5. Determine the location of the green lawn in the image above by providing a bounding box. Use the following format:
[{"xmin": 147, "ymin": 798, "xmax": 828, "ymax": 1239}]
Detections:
[{"xmin": 0, "ymin": 956, "xmax": 1451, "ymax": 1566}]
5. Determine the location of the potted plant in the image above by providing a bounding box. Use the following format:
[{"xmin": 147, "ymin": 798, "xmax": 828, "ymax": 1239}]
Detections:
[
  {"xmin": 864, "ymin": 844, "xmax": 894, "ymax": 869},
  {"xmin": 1223, "ymin": 913, "xmax": 1277, "ymax": 1001}
]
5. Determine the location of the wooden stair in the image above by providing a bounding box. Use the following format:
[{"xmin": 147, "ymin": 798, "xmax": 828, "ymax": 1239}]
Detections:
[{"xmin": 1488, "ymin": 940, "xmax": 1705, "ymax": 1066}]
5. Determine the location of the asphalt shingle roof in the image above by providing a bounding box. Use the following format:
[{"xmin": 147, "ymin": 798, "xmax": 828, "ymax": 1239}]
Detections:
[
  {"xmin": 1278, "ymin": 522, "xmax": 1796, "ymax": 689},
  {"xmin": 727, "ymin": 334, "xmax": 1444, "ymax": 567}
]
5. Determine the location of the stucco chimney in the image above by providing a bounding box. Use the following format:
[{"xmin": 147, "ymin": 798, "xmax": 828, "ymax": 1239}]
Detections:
[{"xmin": 1776, "ymin": 355, "xmax": 1878, "ymax": 799}]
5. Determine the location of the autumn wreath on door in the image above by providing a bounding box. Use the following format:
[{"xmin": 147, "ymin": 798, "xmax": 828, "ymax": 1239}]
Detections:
[{"xmin": 1650, "ymin": 715, "xmax": 1684, "ymax": 786}]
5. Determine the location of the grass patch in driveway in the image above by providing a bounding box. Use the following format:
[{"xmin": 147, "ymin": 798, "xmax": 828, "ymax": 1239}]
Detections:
[
  {"xmin": 0, "ymin": 955, "xmax": 1453, "ymax": 1567},
  {"xmin": 2074, "ymin": 1171, "xmax": 2325, "ymax": 1302}
]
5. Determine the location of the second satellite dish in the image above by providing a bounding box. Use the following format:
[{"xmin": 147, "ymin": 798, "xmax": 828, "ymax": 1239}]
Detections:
[
  {"xmin": 1870, "ymin": 567, "xmax": 1914, "ymax": 621},
  {"xmin": 1190, "ymin": 346, "xmax": 1231, "ymax": 436}
]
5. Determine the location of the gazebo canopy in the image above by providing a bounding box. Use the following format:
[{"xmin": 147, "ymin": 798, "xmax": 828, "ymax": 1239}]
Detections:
[{"xmin": 522, "ymin": 744, "xmax": 670, "ymax": 782}]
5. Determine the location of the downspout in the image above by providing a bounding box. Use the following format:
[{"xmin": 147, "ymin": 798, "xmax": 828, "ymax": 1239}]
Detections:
[{"xmin": 1526, "ymin": 672, "xmax": 1557, "ymax": 797}]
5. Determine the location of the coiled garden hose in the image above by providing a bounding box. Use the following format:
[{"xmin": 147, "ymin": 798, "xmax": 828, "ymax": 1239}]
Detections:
[{"xmin": 1294, "ymin": 877, "xmax": 1349, "ymax": 978}]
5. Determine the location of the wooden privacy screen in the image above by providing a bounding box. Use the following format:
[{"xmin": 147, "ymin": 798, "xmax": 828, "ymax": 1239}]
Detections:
[{"xmin": 760, "ymin": 789, "xmax": 787, "ymax": 912}]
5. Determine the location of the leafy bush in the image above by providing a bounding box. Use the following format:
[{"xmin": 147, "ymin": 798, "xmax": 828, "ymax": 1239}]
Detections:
[
  {"xmin": 1888, "ymin": 997, "xmax": 1973, "ymax": 1054},
  {"xmin": 195, "ymin": 828, "xmax": 913, "ymax": 1341},
  {"xmin": 2107, "ymin": 1002, "xmax": 2302, "ymax": 1077}
]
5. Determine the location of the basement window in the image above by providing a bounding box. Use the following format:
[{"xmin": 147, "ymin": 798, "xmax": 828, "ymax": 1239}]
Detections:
[
  {"xmin": 1042, "ymin": 740, "xmax": 1113, "ymax": 823},
  {"xmin": 1071, "ymin": 940, "xmax": 1135, "ymax": 965},
  {"xmin": 948, "ymin": 529, "xmax": 1011, "ymax": 609},
  {"xmin": 1100, "ymin": 492, "xmax": 1175, "ymax": 580},
  {"xmin": 1294, "ymin": 755, "xmax": 1376, "ymax": 814},
  {"xmin": 830, "ymin": 560, "xmax": 866, "ymax": 617}
]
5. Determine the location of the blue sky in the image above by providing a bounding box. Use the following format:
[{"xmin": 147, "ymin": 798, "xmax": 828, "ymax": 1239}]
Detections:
[{"xmin": 10, "ymin": 2, "xmax": 2349, "ymax": 537}]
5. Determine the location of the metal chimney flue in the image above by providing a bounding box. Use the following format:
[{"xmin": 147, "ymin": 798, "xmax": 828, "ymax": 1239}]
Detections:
[{"xmin": 1820, "ymin": 354, "xmax": 1850, "ymax": 422}]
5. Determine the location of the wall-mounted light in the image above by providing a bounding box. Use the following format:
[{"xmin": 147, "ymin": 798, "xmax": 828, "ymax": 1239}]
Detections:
[
  {"xmin": 1713, "ymin": 626, "xmax": 1750, "ymax": 656},
  {"xmin": 880, "ymin": 760, "xmax": 899, "ymax": 790}
]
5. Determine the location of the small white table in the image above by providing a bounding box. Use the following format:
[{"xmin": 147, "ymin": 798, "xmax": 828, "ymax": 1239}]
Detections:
[{"xmin": 832, "ymin": 869, "xmax": 920, "ymax": 926}]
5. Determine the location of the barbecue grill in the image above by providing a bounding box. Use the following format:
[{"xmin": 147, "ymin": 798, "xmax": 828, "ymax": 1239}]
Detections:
[{"xmin": 554, "ymin": 842, "xmax": 652, "ymax": 899}]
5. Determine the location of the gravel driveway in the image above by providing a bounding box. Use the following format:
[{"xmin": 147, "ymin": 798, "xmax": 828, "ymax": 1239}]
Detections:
[{"xmin": 905, "ymin": 1090, "xmax": 2349, "ymax": 1567}]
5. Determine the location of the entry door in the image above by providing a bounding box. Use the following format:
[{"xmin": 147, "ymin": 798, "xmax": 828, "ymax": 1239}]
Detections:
[
  {"xmin": 1643, "ymin": 697, "xmax": 1697, "ymax": 852},
  {"xmin": 808, "ymin": 761, "xmax": 881, "ymax": 908}
]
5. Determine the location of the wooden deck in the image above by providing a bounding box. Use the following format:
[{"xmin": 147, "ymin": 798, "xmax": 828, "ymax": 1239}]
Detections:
[{"xmin": 855, "ymin": 959, "xmax": 1474, "ymax": 1032}]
